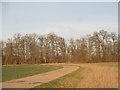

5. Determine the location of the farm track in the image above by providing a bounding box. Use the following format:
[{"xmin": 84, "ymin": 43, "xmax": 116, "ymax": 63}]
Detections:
[
  {"xmin": 2, "ymin": 64, "xmax": 79, "ymax": 88},
  {"xmin": 2, "ymin": 63, "xmax": 118, "ymax": 88}
]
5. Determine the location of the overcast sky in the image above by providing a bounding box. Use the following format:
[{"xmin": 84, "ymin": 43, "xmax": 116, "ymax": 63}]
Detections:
[{"xmin": 1, "ymin": 2, "xmax": 118, "ymax": 40}]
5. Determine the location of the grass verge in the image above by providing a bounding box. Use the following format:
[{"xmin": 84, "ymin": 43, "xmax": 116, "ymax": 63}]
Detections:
[
  {"xmin": 2, "ymin": 65, "xmax": 63, "ymax": 82},
  {"xmin": 33, "ymin": 66, "xmax": 85, "ymax": 88}
]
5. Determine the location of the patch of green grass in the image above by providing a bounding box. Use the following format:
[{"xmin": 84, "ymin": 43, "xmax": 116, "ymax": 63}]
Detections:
[
  {"xmin": 2, "ymin": 65, "xmax": 63, "ymax": 82},
  {"xmin": 33, "ymin": 67, "xmax": 85, "ymax": 88}
]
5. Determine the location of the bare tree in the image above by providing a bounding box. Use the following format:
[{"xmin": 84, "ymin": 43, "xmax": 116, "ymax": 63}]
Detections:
[{"xmin": 2, "ymin": 30, "xmax": 118, "ymax": 65}]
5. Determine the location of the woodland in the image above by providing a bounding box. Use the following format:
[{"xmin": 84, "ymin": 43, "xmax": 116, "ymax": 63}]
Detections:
[{"xmin": 1, "ymin": 30, "xmax": 119, "ymax": 65}]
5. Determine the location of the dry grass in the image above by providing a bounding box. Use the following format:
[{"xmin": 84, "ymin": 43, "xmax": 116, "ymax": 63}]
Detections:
[
  {"xmin": 33, "ymin": 63, "xmax": 118, "ymax": 88},
  {"xmin": 77, "ymin": 64, "xmax": 118, "ymax": 88}
]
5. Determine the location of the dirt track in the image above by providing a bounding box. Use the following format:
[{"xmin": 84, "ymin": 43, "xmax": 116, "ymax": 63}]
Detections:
[
  {"xmin": 2, "ymin": 63, "xmax": 118, "ymax": 88},
  {"xmin": 2, "ymin": 64, "xmax": 79, "ymax": 88}
]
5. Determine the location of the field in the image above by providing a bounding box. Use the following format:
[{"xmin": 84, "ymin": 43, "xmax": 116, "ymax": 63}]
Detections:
[
  {"xmin": 2, "ymin": 65, "xmax": 63, "ymax": 82},
  {"xmin": 2, "ymin": 62, "xmax": 118, "ymax": 88},
  {"xmin": 91, "ymin": 62, "xmax": 119, "ymax": 67},
  {"xmin": 34, "ymin": 62, "xmax": 118, "ymax": 88}
]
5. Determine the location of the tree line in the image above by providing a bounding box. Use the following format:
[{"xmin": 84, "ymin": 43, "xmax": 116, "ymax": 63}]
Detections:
[{"xmin": 0, "ymin": 30, "xmax": 118, "ymax": 65}]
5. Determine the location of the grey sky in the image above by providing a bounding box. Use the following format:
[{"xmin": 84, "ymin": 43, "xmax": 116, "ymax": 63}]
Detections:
[{"xmin": 1, "ymin": 2, "xmax": 118, "ymax": 40}]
